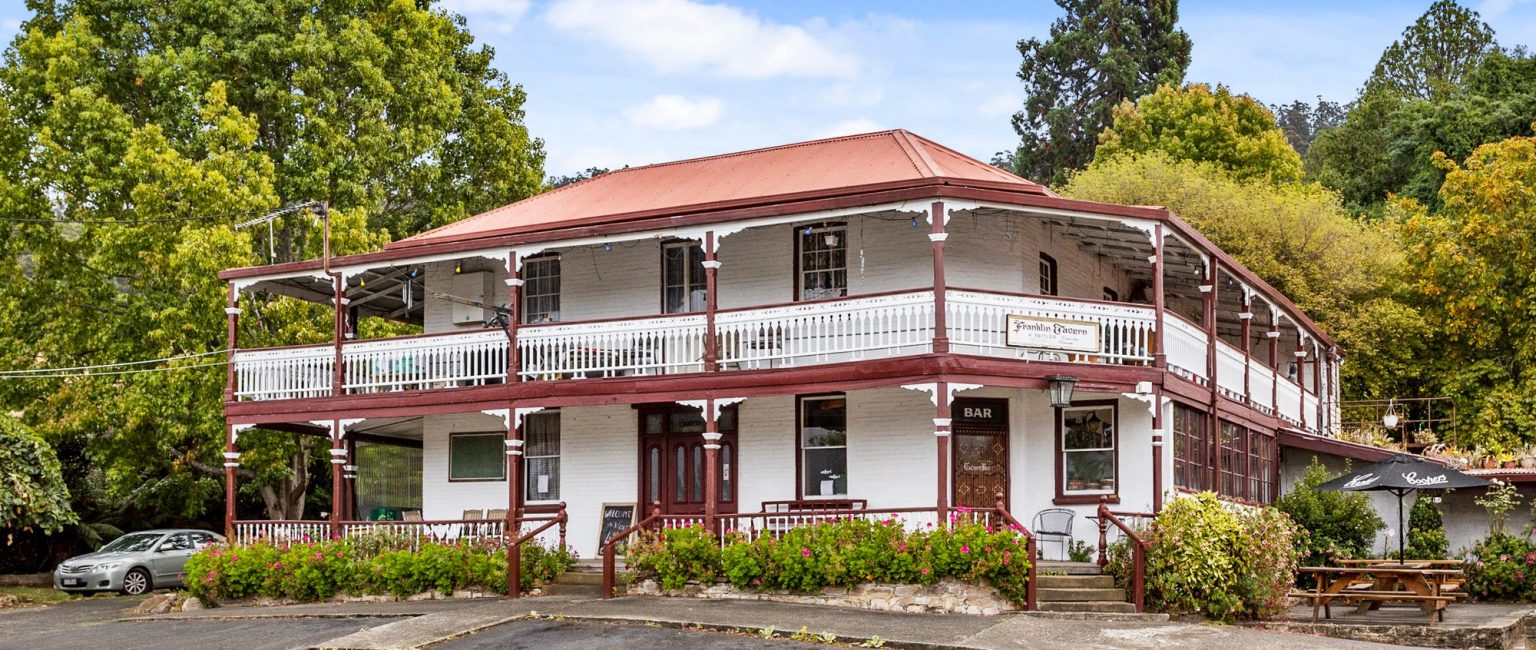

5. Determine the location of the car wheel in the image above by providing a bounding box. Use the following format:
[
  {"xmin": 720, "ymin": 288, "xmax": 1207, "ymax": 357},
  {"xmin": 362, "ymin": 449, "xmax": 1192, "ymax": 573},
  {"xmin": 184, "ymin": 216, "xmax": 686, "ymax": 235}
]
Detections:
[{"xmin": 122, "ymin": 568, "xmax": 152, "ymax": 595}]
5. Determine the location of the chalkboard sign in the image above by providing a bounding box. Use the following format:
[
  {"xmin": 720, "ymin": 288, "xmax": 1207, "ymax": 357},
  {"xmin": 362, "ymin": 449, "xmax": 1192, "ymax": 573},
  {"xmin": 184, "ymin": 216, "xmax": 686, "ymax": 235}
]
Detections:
[{"xmin": 598, "ymin": 502, "xmax": 638, "ymax": 550}]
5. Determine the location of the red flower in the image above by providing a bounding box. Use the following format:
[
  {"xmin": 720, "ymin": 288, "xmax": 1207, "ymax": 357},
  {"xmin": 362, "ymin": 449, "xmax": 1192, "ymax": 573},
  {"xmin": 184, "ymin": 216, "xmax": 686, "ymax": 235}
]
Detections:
[{"xmin": 801, "ymin": 547, "xmax": 812, "ymax": 557}]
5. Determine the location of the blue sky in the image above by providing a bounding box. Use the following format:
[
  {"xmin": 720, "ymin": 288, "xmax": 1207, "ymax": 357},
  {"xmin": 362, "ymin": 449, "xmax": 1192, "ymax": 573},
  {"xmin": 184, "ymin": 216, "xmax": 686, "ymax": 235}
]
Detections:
[{"xmin": 2, "ymin": 0, "xmax": 1534, "ymax": 178}]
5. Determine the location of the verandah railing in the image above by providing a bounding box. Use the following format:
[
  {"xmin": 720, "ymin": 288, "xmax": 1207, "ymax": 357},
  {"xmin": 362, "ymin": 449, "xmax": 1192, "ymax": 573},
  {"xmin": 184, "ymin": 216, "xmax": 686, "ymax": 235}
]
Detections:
[
  {"xmin": 945, "ymin": 289, "xmax": 1155, "ymax": 364},
  {"xmin": 1095, "ymin": 497, "xmax": 1153, "ymax": 613},
  {"xmin": 232, "ymin": 508, "xmax": 567, "ymax": 552}
]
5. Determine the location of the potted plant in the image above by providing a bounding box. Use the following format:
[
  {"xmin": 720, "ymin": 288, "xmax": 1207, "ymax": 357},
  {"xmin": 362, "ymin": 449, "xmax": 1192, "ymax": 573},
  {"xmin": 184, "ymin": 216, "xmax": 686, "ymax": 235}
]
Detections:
[
  {"xmin": 1501, "ymin": 451, "xmax": 1518, "ymax": 469},
  {"xmin": 1520, "ymin": 445, "xmax": 1536, "ymax": 469},
  {"xmin": 1413, "ymin": 428, "xmax": 1438, "ymax": 445}
]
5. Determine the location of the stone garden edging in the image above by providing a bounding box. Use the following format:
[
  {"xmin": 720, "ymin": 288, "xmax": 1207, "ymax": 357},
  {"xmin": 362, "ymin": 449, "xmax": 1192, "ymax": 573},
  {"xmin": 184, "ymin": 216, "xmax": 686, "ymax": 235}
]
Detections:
[{"xmin": 627, "ymin": 577, "xmax": 1017, "ymax": 616}]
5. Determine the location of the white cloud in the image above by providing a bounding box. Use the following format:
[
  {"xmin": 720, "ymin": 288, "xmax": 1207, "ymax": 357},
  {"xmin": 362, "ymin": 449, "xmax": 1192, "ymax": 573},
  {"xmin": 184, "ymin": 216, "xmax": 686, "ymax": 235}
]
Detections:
[
  {"xmin": 545, "ymin": 0, "xmax": 860, "ymax": 78},
  {"xmin": 813, "ymin": 118, "xmax": 882, "ymax": 139},
  {"xmin": 441, "ymin": 0, "xmax": 531, "ymax": 33},
  {"xmin": 624, "ymin": 95, "xmax": 725, "ymax": 130}
]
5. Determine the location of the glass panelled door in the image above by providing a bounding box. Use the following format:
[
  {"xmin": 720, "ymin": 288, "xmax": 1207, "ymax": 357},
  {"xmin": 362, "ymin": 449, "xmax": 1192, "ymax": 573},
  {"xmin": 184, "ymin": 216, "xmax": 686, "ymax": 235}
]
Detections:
[
  {"xmin": 639, "ymin": 405, "xmax": 737, "ymax": 515},
  {"xmin": 952, "ymin": 398, "xmax": 1010, "ymax": 510}
]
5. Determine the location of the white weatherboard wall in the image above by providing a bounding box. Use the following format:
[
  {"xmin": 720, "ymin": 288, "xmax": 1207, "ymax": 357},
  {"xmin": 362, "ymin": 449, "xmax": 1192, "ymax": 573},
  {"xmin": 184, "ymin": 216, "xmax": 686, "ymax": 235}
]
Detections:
[
  {"xmin": 1012, "ymin": 390, "xmax": 1158, "ymax": 560},
  {"xmin": 421, "ymin": 407, "xmax": 638, "ymax": 558}
]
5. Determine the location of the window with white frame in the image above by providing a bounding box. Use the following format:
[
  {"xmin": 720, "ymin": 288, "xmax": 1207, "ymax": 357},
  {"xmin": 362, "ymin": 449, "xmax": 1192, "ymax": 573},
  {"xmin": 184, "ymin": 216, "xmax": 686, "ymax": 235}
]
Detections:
[
  {"xmin": 523, "ymin": 411, "xmax": 561, "ymax": 501},
  {"xmin": 800, "ymin": 396, "xmax": 847, "ymax": 497},
  {"xmin": 662, "ymin": 241, "xmax": 707, "ymax": 313},
  {"xmin": 1059, "ymin": 404, "xmax": 1115, "ymax": 495},
  {"xmin": 521, "ymin": 255, "xmax": 560, "ymax": 323},
  {"xmin": 797, "ymin": 223, "xmax": 847, "ymax": 300}
]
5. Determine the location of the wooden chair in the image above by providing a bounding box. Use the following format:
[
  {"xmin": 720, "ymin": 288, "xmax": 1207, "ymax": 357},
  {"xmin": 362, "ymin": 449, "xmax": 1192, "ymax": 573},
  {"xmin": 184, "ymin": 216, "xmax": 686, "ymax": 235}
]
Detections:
[
  {"xmin": 462, "ymin": 509, "xmax": 484, "ymax": 520},
  {"xmin": 403, "ymin": 510, "xmax": 423, "ymax": 521},
  {"xmin": 486, "ymin": 508, "xmax": 507, "ymax": 521}
]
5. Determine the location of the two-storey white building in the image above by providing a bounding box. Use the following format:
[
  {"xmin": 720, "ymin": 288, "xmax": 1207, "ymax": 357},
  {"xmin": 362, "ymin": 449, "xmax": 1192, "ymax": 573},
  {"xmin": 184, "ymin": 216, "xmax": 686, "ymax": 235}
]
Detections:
[{"xmin": 218, "ymin": 130, "xmax": 1375, "ymax": 564}]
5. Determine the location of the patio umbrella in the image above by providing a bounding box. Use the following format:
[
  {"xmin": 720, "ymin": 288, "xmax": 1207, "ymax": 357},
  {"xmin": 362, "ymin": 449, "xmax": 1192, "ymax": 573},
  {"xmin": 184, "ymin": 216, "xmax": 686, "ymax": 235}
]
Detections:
[{"xmin": 1314, "ymin": 454, "xmax": 1487, "ymax": 563}]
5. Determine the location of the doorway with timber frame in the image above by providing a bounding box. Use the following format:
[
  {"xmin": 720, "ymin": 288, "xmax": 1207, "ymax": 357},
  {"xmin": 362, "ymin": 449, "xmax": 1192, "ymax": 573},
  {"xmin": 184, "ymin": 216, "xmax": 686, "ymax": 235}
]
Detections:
[
  {"xmin": 637, "ymin": 404, "xmax": 739, "ymax": 516},
  {"xmin": 952, "ymin": 398, "xmax": 1010, "ymax": 510}
]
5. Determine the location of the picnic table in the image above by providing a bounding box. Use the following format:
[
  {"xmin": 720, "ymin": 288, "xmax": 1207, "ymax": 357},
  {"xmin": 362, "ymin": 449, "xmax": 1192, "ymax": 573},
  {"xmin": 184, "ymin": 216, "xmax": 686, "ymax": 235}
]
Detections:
[{"xmin": 1294, "ymin": 565, "xmax": 1464, "ymax": 625}]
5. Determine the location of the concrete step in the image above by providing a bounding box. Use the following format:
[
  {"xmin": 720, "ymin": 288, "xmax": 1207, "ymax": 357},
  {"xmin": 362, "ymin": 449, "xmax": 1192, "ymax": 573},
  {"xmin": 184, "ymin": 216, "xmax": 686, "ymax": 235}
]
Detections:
[
  {"xmin": 541, "ymin": 582, "xmax": 607, "ymax": 597},
  {"xmin": 1036, "ymin": 561, "xmax": 1102, "ymax": 575},
  {"xmin": 554, "ymin": 571, "xmax": 605, "ymax": 586},
  {"xmin": 1036, "ymin": 587, "xmax": 1127, "ymax": 602},
  {"xmin": 1035, "ymin": 575, "xmax": 1115, "ymax": 590},
  {"xmin": 1037, "ymin": 601, "xmax": 1139, "ymax": 614}
]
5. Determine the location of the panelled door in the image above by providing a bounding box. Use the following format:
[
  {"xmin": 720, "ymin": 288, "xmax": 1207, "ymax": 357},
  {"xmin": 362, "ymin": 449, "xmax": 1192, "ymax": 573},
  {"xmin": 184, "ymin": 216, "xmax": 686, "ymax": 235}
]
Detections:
[
  {"xmin": 951, "ymin": 398, "xmax": 1010, "ymax": 510},
  {"xmin": 639, "ymin": 405, "xmax": 738, "ymax": 515}
]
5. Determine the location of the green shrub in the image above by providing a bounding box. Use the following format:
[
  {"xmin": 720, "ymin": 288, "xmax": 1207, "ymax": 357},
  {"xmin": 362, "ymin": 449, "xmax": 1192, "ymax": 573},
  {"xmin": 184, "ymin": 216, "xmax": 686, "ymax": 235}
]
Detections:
[
  {"xmin": 626, "ymin": 515, "xmax": 1033, "ymax": 606},
  {"xmin": 1464, "ymin": 534, "xmax": 1536, "ymax": 601},
  {"xmin": 1404, "ymin": 496, "xmax": 1449, "ymax": 560},
  {"xmin": 185, "ymin": 536, "xmax": 574, "ymax": 605},
  {"xmin": 1115, "ymin": 492, "xmax": 1304, "ymax": 621},
  {"xmin": 1275, "ymin": 458, "xmax": 1384, "ymax": 571}
]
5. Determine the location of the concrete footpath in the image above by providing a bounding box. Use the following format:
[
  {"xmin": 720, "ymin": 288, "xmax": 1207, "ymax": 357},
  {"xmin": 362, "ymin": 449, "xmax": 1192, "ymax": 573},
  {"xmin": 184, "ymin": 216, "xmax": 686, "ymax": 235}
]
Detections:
[{"xmin": 144, "ymin": 594, "xmax": 1407, "ymax": 649}]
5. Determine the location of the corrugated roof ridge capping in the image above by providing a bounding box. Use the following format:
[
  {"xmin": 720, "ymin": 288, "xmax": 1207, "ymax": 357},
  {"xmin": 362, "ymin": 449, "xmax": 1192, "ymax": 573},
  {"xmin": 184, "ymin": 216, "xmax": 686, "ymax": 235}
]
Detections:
[{"xmin": 891, "ymin": 129, "xmax": 937, "ymax": 178}]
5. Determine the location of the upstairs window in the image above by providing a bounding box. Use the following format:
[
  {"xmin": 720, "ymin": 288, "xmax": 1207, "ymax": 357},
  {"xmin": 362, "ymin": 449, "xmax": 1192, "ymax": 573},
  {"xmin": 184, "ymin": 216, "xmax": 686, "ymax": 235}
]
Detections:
[
  {"xmin": 521, "ymin": 255, "xmax": 561, "ymax": 323},
  {"xmin": 797, "ymin": 223, "xmax": 847, "ymax": 301},
  {"xmin": 1039, "ymin": 253, "xmax": 1058, "ymax": 296},
  {"xmin": 662, "ymin": 241, "xmax": 707, "ymax": 314}
]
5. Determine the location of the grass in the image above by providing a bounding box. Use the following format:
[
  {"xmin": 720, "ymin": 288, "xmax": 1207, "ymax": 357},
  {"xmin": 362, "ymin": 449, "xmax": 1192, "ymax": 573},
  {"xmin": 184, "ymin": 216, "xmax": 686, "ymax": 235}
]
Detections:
[{"xmin": 0, "ymin": 586, "xmax": 78, "ymax": 606}]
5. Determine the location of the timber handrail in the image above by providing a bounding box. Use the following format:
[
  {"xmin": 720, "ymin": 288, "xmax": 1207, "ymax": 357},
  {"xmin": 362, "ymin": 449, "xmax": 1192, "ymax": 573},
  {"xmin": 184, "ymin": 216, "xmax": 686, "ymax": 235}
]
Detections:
[
  {"xmin": 993, "ymin": 493, "xmax": 1039, "ymax": 611},
  {"xmin": 1097, "ymin": 496, "xmax": 1150, "ymax": 613},
  {"xmin": 507, "ymin": 502, "xmax": 569, "ymax": 599},
  {"xmin": 602, "ymin": 501, "xmax": 664, "ymax": 599}
]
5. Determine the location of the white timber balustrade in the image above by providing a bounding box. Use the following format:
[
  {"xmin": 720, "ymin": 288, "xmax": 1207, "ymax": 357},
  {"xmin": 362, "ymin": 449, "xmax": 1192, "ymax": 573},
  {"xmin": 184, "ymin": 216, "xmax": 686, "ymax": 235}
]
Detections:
[
  {"xmin": 518, "ymin": 314, "xmax": 706, "ymax": 380},
  {"xmin": 1163, "ymin": 315, "xmax": 1210, "ymax": 384},
  {"xmin": 1276, "ymin": 378, "xmax": 1303, "ymax": 425},
  {"xmin": 233, "ymin": 345, "xmax": 334, "ymax": 401},
  {"xmin": 1249, "ymin": 363, "xmax": 1276, "ymax": 413},
  {"xmin": 945, "ymin": 290, "xmax": 1154, "ymax": 364},
  {"xmin": 344, "ymin": 331, "xmax": 507, "ymax": 393},
  {"xmin": 1215, "ymin": 342, "xmax": 1247, "ymax": 401},
  {"xmin": 1304, "ymin": 393, "xmax": 1321, "ymax": 431},
  {"xmin": 233, "ymin": 521, "xmax": 333, "ymax": 546},
  {"xmin": 715, "ymin": 291, "xmax": 935, "ymax": 369}
]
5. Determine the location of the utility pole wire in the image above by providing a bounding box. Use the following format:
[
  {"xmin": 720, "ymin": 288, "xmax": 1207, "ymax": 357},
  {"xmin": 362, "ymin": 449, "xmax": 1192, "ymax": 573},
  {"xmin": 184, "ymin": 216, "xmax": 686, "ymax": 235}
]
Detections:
[{"xmin": 0, "ymin": 349, "xmax": 230, "ymax": 375}]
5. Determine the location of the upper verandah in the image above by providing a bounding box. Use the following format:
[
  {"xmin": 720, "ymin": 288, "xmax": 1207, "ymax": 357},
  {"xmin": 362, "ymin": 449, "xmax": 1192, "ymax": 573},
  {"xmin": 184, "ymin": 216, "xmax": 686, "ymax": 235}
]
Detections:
[{"xmin": 216, "ymin": 129, "xmax": 1334, "ymax": 349}]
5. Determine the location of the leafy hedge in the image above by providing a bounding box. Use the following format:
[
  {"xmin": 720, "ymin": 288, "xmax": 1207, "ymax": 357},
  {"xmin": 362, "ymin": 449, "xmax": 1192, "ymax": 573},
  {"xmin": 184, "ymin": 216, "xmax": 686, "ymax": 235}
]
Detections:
[
  {"xmin": 1464, "ymin": 533, "xmax": 1536, "ymax": 601},
  {"xmin": 1108, "ymin": 492, "xmax": 1304, "ymax": 621},
  {"xmin": 183, "ymin": 534, "xmax": 575, "ymax": 604},
  {"xmin": 1275, "ymin": 458, "xmax": 1383, "ymax": 572},
  {"xmin": 624, "ymin": 516, "xmax": 1032, "ymax": 605}
]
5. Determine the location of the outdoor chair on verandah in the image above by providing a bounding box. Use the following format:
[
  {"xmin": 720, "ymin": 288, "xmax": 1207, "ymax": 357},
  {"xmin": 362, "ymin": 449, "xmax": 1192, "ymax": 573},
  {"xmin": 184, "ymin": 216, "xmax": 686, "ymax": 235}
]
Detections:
[{"xmin": 1032, "ymin": 508, "xmax": 1074, "ymax": 561}]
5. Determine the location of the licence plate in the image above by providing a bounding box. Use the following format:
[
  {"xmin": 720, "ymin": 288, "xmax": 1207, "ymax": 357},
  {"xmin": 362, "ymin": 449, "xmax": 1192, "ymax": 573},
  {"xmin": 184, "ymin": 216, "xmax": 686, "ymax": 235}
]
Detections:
[{"xmin": 62, "ymin": 578, "xmax": 83, "ymax": 587}]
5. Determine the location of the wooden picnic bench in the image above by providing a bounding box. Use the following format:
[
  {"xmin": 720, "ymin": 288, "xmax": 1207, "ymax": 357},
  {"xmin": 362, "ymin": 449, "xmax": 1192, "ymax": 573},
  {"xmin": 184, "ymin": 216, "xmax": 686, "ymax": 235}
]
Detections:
[{"xmin": 1295, "ymin": 566, "xmax": 1464, "ymax": 625}]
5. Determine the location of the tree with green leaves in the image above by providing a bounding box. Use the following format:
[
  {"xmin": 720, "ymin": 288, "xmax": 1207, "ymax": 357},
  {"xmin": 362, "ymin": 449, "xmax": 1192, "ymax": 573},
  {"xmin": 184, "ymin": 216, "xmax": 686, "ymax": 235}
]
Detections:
[
  {"xmin": 0, "ymin": 1, "xmax": 545, "ymax": 523},
  {"xmin": 1276, "ymin": 458, "xmax": 1385, "ymax": 571},
  {"xmin": 1271, "ymin": 97, "xmax": 1346, "ymax": 159},
  {"xmin": 1365, "ymin": 0, "xmax": 1498, "ymax": 101},
  {"xmin": 1065, "ymin": 152, "xmax": 1424, "ymax": 399},
  {"xmin": 1005, "ymin": 0, "xmax": 1191, "ymax": 186},
  {"xmin": 1095, "ymin": 83, "xmax": 1302, "ymax": 182},
  {"xmin": 0, "ymin": 415, "xmax": 77, "ymax": 537},
  {"xmin": 1399, "ymin": 131, "xmax": 1536, "ymax": 452}
]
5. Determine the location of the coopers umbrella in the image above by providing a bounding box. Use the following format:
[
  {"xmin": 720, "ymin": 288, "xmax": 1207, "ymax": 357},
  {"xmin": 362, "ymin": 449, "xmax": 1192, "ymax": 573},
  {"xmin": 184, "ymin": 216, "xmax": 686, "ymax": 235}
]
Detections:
[{"xmin": 1315, "ymin": 454, "xmax": 1487, "ymax": 563}]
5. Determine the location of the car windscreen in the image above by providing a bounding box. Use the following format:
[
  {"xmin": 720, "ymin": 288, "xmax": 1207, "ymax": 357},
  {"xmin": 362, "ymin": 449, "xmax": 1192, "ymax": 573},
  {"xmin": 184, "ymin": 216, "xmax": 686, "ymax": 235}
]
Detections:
[{"xmin": 99, "ymin": 532, "xmax": 165, "ymax": 553}]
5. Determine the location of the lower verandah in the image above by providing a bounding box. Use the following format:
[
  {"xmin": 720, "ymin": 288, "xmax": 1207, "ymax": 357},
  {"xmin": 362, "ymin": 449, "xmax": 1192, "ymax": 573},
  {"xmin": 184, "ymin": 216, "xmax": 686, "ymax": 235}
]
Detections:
[{"xmin": 414, "ymin": 386, "xmax": 1157, "ymax": 559}]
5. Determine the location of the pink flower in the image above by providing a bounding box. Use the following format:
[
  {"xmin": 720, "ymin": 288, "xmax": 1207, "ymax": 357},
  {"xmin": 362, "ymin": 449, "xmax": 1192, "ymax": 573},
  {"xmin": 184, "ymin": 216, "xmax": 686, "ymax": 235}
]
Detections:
[
  {"xmin": 801, "ymin": 547, "xmax": 812, "ymax": 557},
  {"xmin": 898, "ymin": 543, "xmax": 908, "ymax": 552},
  {"xmin": 961, "ymin": 545, "xmax": 971, "ymax": 554},
  {"xmin": 920, "ymin": 568, "xmax": 930, "ymax": 576}
]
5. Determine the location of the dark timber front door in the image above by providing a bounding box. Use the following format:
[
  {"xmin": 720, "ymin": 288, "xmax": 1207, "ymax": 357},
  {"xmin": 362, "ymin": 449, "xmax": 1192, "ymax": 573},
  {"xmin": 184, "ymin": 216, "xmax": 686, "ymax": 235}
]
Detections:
[
  {"xmin": 952, "ymin": 398, "xmax": 1009, "ymax": 510},
  {"xmin": 638, "ymin": 405, "xmax": 738, "ymax": 515}
]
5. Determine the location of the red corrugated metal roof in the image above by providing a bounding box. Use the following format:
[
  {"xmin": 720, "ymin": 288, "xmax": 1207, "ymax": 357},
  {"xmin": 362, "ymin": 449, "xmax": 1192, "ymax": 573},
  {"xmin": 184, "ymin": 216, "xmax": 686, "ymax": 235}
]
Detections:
[{"xmin": 392, "ymin": 129, "xmax": 1042, "ymax": 249}]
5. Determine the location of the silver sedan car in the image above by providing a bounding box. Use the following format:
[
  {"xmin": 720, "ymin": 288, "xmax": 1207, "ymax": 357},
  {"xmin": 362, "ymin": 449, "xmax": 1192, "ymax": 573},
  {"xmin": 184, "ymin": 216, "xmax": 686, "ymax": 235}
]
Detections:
[{"xmin": 53, "ymin": 529, "xmax": 224, "ymax": 595}]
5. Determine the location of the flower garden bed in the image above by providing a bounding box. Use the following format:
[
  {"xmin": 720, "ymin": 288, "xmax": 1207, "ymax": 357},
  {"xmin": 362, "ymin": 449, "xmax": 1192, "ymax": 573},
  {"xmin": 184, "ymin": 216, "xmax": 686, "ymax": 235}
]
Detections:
[
  {"xmin": 183, "ymin": 532, "xmax": 575, "ymax": 606},
  {"xmin": 622, "ymin": 516, "xmax": 1031, "ymax": 614}
]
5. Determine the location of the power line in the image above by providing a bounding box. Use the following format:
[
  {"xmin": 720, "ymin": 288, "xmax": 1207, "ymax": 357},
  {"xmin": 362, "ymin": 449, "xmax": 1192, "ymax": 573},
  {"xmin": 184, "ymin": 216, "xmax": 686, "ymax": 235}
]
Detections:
[
  {"xmin": 0, "ymin": 201, "xmax": 323, "ymax": 226},
  {"xmin": 0, "ymin": 360, "xmax": 226, "ymax": 379},
  {"xmin": 0, "ymin": 349, "xmax": 230, "ymax": 375}
]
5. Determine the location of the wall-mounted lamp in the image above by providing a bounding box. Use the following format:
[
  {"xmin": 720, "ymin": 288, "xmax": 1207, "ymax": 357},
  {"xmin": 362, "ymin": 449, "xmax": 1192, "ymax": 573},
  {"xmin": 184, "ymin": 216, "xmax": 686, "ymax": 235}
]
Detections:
[{"xmin": 1048, "ymin": 375, "xmax": 1078, "ymax": 408}]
